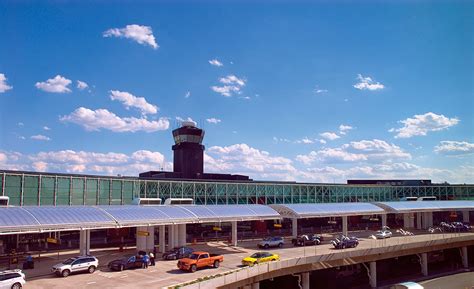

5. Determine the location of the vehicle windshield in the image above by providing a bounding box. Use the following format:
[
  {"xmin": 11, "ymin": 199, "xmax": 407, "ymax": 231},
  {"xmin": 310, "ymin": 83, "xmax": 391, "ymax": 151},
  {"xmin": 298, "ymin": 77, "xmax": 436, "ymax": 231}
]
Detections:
[
  {"xmin": 62, "ymin": 258, "xmax": 76, "ymax": 265},
  {"xmin": 262, "ymin": 237, "xmax": 272, "ymax": 241},
  {"xmin": 127, "ymin": 256, "xmax": 136, "ymax": 263},
  {"xmin": 250, "ymin": 253, "xmax": 263, "ymax": 258},
  {"xmin": 189, "ymin": 253, "xmax": 200, "ymax": 260}
]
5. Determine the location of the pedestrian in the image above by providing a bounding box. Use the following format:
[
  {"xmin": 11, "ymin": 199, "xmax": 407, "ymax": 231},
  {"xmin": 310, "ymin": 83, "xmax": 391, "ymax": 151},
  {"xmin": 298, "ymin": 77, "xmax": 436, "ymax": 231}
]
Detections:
[
  {"xmin": 142, "ymin": 253, "xmax": 149, "ymax": 269},
  {"xmin": 149, "ymin": 251, "xmax": 155, "ymax": 266}
]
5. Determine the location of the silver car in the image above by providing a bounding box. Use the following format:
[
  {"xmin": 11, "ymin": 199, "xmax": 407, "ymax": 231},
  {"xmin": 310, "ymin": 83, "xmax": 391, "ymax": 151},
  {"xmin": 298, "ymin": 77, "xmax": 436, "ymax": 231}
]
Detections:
[
  {"xmin": 258, "ymin": 237, "xmax": 284, "ymax": 248},
  {"xmin": 52, "ymin": 256, "xmax": 99, "ymax": 277},
  {"xmin": 375, "ymin": 230, "xmax": 392, "ymax": 239},
  {"xmin": 0, "ymin": 269, "xmax": 26, "ymax": 289}
]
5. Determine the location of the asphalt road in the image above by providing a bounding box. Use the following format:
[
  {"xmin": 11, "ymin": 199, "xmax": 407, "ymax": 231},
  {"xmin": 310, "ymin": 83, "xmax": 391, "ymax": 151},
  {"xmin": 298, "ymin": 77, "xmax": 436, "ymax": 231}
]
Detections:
[
  {"xmin": 23, "ymin": 231, "xmax": 473, "ymax": 289},
  {"xmin": 420, "ymin": 271, "xmax": 474, "ymax": 289}
]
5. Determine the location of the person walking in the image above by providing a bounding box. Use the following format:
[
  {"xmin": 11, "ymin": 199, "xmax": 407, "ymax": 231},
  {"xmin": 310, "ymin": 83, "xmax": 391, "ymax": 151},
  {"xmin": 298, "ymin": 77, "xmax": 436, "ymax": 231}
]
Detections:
[
  {"xmin": 142, "ymin": 253, "xmax": 149, "ymax": 269},
  {"xmin": 149, "ymin": 251, "xmax": 155, "ymax": 266}
]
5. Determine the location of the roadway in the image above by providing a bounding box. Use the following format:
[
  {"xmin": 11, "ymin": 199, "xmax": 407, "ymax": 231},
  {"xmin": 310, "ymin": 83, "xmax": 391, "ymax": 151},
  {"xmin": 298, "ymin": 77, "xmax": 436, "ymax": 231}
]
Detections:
[{"xmin": 23, "ymin": 231, "xmax": 474, "ymax": 289}]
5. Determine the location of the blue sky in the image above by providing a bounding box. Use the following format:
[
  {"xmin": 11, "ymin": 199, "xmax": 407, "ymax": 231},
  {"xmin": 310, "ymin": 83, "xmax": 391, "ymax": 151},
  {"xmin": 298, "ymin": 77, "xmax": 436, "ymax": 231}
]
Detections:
[{"xmin": 0, "ymin": 1, "xmax": 473, "ymax": 183}]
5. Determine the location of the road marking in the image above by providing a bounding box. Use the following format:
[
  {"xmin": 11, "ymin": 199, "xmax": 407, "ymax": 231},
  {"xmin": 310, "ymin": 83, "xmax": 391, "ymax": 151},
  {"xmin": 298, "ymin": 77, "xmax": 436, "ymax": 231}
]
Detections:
[
  {"xmin": 87, "ymin": 281, "xmax": 96, "ymax": 285},
  {"xmin": 120, "ymin": 275, "xmax": 128, "ymax": 279}
]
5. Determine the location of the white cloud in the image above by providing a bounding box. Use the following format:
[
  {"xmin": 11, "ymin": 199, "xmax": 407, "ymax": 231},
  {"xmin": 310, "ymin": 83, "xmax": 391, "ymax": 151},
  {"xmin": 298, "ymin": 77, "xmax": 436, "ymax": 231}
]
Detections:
[
  {"xmin": 434, "ymin": 141, "xmax": 474, "ymax": 155},
  {"xmin": 209, "ymin": 59, "xmax": 223, "ymax": 67},
  {"xmin": 31, "ymin": 135, "xmax": 51, "ymax": 141},
  {"xmin": 77, "ymin": 80, "xmax": 89, "ymax": 90},
  {"xmin": 176, "ymin": 116, "xmax": 196, "ymax": 125},
  {"xmin": 185, "ymin": 91, "xmax": 191, "ymax": 98},
  {"xmin": 338, "ymin": 124, "xmax": 353, "ymax": 135},
  {"xmin": 17, "ymin": 122, "xmax": 24, "ymax": 127},
  {"xmin": 390, "ymin": 112, "xmax": 459, "ymax": 138},
  {"xmin": 35, "ymin": 75, "xmax": 72, "ymax": 93},
  {"xmin": 0, "ymin": 73, "xmax": 13, "ymax": 93},
  {"xmin": 206, "ymin": 118, "xmax": 221, "ymax": 124},
  {"xmin": 320, "ymin": 132, "xmax": 340, "ymax": 140},
  {"xmin": 205, "ymin": 144, "xmax": 296, "ymax": 179},
  {"xmin": 103, "ymin": 24, "xmax": 158, "ymax": 49},
  {"xmin": 43, "ymin": 126, "xmax": 51, "ymax": 131},
  {"xmin": 211, "ymin": 75, "xmax": 246, "ymax": 97},
  {"xmin": 296, "ymin": 139, "xmax": 411, "ymax": 165},
  {"xmin": 314, "ymin": 88, "xmax": 328, "ymax": 94},
  {"xmin": 109, "ymin": 90, "xmax": 158, "ymax": 115},
  {"xmin": 295, "ymin": 137, "xmax": 314, "ymax": 144},
  {"xmin": 60, "ymin": 107, "xmax": 169, "ymax": 132},
  {"xmin": 353, "ymin": 74, "xmax": 385, "ymax": 91}
]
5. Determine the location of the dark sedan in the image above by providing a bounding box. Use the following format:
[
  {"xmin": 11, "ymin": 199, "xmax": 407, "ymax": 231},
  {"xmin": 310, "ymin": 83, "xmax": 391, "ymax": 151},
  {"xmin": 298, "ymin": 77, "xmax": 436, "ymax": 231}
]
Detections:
[
  {"xmin": 108, "ymin": 256, "xmax": 147, "ymax": 271},
  {"xmin": 162, "ymin": 247, "xmax": 194, "ymax": 260}
]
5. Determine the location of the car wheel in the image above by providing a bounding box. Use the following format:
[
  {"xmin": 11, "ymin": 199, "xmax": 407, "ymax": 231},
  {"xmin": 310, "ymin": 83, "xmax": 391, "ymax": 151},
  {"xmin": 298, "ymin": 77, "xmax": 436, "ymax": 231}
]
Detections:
[
  {"xmin": 11, "ymin": 283, "xmax": 22, "ymax": 289},
  {"xmin": 190, "ymin": 264, "xmax": 197, "ymax": 273},
  {"xmin": 342, "ymin": 244, "xmax": 346, "ymax": 249},
  {"xmin": 213, "ymin": 260, "xmax": 220, "ymax": 268},
  {"xmin": 88, "ymin": 266, "xmax": 96, "ymax": 273},
  {"xmin": 62, "ymin": 269, "xmax": 71, "ymax": 277},
  {"xmin": 271, "ymin": 259, "xmax": 276, "ymax": 261},
  {"xmin": 278, "ymin": 243, "xmax": 283, "ymax": 248},
  {"xmin": 119, "ymin": 265, "xmax": 124, "ymax": 271},
  {"xmin": 173, "ymin": 255, "xmax": 177, "ymax": 260},
  {"xmin": 264, "ymin": 244, "xmax": 269, "ymax": 249},
  {"xmin": 253, "ymin": 261, "xmax": 258, "ymax": 266}
]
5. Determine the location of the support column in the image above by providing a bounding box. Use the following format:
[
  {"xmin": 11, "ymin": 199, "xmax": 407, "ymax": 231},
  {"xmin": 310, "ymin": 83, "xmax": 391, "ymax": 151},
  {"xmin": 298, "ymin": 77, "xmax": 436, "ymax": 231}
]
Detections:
[
  {"xmin": 173, "ymin": 225, "xmax": 179, "ymax": 248},
  {"xmin": 79, "ymin": 229, "xmax": 90, "ymax": 256},
  {"xmin": 251, "ymin": 282, "xmax": 260, "ymax": 289},
  {"xmin": 409, "ymin": 213, "xmax": 415, "ymax": 228},
  {"xmin": 417, "ymin": 213, "xmax": 422, "ymax": 230},
  {"xmin": 422, "ymin": 212, "xmax": 433, "ymax": 229},
  {"xmin": 168, "ymin": 225, "xmax": 175, "ymax": 250},
  {"xmin": 178, "ymin": 224, "xmax": 186, "ymax": 246},
  {"xmin": 292, "ymin": 218, "xmax": 298, "ymax": 238},
  {"xmin": 403, "ymin": 213, "xmax": 410, "ymax": 228},
  {"xmin": 146, "ymin": 226, "xmax": 155, "ymax": 251},
  {"xmin": 381, "ymin": 214, "xmax": 387, "ymax": 229},
  {"xmin": 421, "ymin": 253, "xmax": 428, "ymax": 276},
  {"xmin": 342, "ymin": 216, "xmax": 348, "ymax": 236},
  {"xmin": 462, "ymin": 211, "xmax": 469, "ymax": 223},
  {"xmin": 369, "ymin": 261, "xmax": 377, "ymax": 288},
  {"xmin": 136, "ymin": 226, "xmax": 147, "ymax": 252},
  {"xmin": 159, "ymin": 225, "xmax": 166, "ymax": 253},
  {"xmin": 302, "ymin": 272, "xmax": 310, "ymax": 289},
  {"xmin": 231, "ymin": 221, "xmax": 238, "ymax": 246},
  {"xmin": 461, "ymin": 246, "xmax": 468, "ymax": 269}
]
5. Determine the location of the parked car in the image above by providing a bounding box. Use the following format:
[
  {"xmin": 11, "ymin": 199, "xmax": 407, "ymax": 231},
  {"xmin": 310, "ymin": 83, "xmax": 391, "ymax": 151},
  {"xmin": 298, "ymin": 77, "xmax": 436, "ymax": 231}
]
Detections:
[
  {"xmin": 0, "ymin": 269, "xmax": 26, "ymax": 289},
  {"xmin": 162, "ymin": 247, "xmax": 194, "ymax": 260},
  {"xmin": 241, "ymin": 252, "xmax": 280, "ymax": 266},
  {"xmin": 375, "ymin": 230, "xmax": 392, "ymax": 239},
  {"xmin": 177, "ymin": 251, "xmax": 223, "ymax": 272},
  {"xmin": 439, "ymin": 222, "xmax": 470, "ymax": 232},
  {"xmin": 52, "ymin": 256, "xmax": 98, "ymax": 277},
  {"xmin": 331, "ymin": 235, "xmax": 359, "ymax": 249},
  {"xmin": 390, "ymin": 281, "xmax": 424, "ymax": 289},
  {"xmin": 292, "ymin": 234, "xmax": 322, "ymax": 246},
  {"xmin": 258, "ymin": 237, "xmax": 284, "ymax": 249},
  {"xmin": 108, "ymin": 255, "xmax": 149, "ymax": 271}
]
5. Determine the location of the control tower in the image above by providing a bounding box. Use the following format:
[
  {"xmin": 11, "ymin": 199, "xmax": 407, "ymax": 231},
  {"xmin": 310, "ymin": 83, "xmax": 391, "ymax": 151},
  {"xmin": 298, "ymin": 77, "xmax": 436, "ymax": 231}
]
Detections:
[{"xmin": 172, "ymin": 121, "xmax": 205, "ymax": 179}]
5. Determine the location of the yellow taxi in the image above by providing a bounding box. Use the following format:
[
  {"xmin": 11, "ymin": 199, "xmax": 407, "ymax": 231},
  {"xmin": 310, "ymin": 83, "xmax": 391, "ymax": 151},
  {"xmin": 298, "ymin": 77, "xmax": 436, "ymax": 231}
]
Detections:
[{"xmin": 241, "ymin": 252, "xmax": 280, "ymax": 266}]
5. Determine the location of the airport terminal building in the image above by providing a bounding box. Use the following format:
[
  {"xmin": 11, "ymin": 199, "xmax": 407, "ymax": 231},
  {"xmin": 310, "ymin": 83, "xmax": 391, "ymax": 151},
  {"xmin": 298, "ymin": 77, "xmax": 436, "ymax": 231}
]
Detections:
[{"xmin": 1, "ymin": 122, "xmax": 474, "ymax": 207}]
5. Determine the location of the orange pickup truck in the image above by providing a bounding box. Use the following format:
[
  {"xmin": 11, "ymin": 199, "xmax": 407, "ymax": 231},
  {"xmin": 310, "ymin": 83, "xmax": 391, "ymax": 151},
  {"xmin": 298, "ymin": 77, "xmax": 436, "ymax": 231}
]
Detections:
[{"xmin": 177, "ymin": 251, "xmax": 224, "ymax": 272}]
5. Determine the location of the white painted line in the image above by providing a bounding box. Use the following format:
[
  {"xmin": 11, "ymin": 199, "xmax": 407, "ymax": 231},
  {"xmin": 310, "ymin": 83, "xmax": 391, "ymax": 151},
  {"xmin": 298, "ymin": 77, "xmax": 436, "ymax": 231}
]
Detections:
[
  {"xmin": 120, "ymin": 275, "xmax": 128, "ymax": 279},
  {"xmin": 87, "ymin": 281, "xmax": 97, "ymax": 285}
]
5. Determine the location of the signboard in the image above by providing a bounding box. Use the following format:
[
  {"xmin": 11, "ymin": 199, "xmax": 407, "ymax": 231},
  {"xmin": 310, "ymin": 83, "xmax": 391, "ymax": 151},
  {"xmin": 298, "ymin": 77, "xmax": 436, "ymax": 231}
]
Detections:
[
  {"xmin": 212, "ymin": 226, "xmax": 222, "ymax": 231},
  {"xmin": 46, "ymin": 237, "xmax": 58, "ymax": 244},
  {"xmin": 137, "ymin": 231, "xmax": 150, "ymax": 237},
  {"xmin": 273, "ymin": 224, "xmax": 282, "ymax": 228}
]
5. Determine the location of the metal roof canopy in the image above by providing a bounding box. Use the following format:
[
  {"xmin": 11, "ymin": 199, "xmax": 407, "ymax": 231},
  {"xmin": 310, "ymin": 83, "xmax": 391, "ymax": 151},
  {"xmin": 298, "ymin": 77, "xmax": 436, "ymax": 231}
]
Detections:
[
  {"xmin": 375, "ymin": 200, "xmax": 474, "ymax": 213},
  {"xmin": 270, "ymin": 203, "xmax": 385, "ymax": 219},
  {"xmin": 0, "ymin": 204, "xmax": 280, "ymax": 235}
]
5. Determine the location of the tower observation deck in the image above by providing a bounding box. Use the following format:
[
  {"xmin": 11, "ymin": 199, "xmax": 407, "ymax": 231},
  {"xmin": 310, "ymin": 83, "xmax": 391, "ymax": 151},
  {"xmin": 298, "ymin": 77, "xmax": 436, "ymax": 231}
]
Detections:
[{"xmin": 139, "ymin": 121, "xmax": 250, "ymax": 181}]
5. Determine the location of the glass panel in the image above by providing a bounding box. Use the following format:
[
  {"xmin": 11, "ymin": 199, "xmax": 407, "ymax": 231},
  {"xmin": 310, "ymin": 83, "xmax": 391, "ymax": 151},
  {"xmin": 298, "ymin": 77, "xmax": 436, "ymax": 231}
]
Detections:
[
  {"xmin": 0, "ymin": 207, "xmax": 39, "ymax": 227},
  {"xmin": 86, "ymin": 179, "xmax": 98, "ymax": 205},
  {"xmin": 99, "ymin": 179, "xmax": 110, "ymax": 205},
  {"xmin": 56, "ymin": 177, "xmax": 70, "ymax": 205},
  {"xmin": 111, "ymin": 180, "xmax": 122, "ymax": 205},
  {"xmin": 23, "ymin": 176, "xmax": 39, "ymax": 206},
  {"xmin": 71, "ymin": 178, "xmax": 84, "ymax": 205},
  {"xmin": 122, "ymin": 181, "xmax": 134, "ymax": 205},
  {"xmin": 40, "ymin": 176, "xmax": 55, "ymax": 206},
  {"xmin": 4, "ymin": 175, "xmax": 21, "ymax": 206}
]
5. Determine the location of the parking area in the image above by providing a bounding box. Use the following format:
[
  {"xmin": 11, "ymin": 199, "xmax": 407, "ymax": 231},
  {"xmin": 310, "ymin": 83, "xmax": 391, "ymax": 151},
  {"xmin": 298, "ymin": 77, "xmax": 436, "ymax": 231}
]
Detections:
[{"xmin": 19, "ymin": 230, "xmax": 474, "ymax": 289}]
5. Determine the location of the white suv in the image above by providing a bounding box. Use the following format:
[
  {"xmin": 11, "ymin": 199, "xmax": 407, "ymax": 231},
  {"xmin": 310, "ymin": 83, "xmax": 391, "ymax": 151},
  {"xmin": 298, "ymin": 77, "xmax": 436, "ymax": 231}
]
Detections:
[
  {"xmin": 258, "ymin": 236, "xmax": 284, "ymax": 248},
  {"xmin": 52, "ymin": 256, "xmax": 99, "ymax": 277},
  {"xmin": 0, "ymin": 269, "xmax": 26, "ymax": 289}
]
